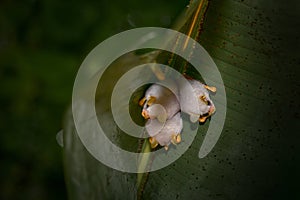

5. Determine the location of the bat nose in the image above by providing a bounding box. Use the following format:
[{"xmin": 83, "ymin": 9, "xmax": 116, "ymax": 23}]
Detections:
[
  {"xmin": 209, "ymin": 105, "xmax": 215, "ymax": 115},
  {"xmin": 142, "ymin": 110, "xmax": 150, "ymax": 119}
]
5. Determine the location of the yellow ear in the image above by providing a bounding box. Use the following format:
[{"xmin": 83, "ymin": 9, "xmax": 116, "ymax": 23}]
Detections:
[
  {"xmin": 139, "ymin": 97, "xmax": 146, "ymax": 106},
  {"xmin": 149, "ymin": 137, "xmax": 158, "ymax": 148},
  {"xmin": 147, "ymin": 96, "xmax": 156, "ymax": 106},
  {"xmin": 204, "ymin": 85, "xmax": 217, "ymax": 93},
  {"xmin": 199, "ymin": 116, "xmax": 207, "ymax": 123},
  {"xmin": 171, "ymin": 134, "xmax": 181, "ymax": 145}
]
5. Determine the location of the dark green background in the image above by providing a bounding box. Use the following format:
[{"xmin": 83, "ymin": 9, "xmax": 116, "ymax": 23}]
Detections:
[{"xmin": 0, "ymin": 0, "xmax": 185, "ymax": 199}]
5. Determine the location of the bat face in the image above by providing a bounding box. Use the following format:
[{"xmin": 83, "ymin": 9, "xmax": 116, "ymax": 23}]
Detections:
[
  {"xmin": 139, "ymin": 84, "xmax": 180, "ymax": 122},
  {"xmin": 180, "ymin": 79, "xmax": 216, "ymax": 123}
]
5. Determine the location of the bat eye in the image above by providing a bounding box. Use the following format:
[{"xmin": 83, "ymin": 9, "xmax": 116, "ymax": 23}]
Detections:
[
  {"xmin": 200, "ymin": 95, "xmax": 209, "ymax": 105},
  {"xmin": 207, "ymin": 100, "xmax": 211, "ymax": 106}
]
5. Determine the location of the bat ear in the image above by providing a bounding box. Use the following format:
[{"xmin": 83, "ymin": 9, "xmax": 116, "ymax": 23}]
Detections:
[
  {"xmin": 147, "ymin": 96, "xmax": 156, "ymax": 106},
  {"xmin": 204, "ymin": 85, "xmax": 217, "ymax": 93},
  {"xmin": 149, "ymin": 137, "xmax": 158, "ymax": 149},
  {"xmin": 139, "ymin": 97, "xmax": 146, "ymax": 106}
]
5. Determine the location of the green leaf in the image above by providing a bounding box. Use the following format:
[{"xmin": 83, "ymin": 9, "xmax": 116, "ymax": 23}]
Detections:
[{"xmin": 63, "ymin": 0, "xmax": 299, "ymax": 199}]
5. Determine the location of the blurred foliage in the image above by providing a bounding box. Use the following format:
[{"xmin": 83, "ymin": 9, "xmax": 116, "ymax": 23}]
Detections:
[{"xmin": 0, "ymin": 0, "xmax": 186, "ymax": 199}]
